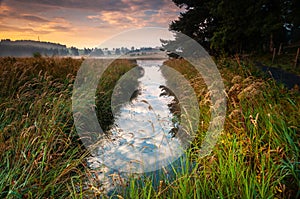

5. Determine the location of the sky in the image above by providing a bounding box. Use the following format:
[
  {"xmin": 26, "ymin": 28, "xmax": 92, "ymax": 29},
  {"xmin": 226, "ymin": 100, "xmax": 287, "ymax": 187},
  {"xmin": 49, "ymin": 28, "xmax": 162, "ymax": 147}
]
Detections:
[{"xmin": 0, "ymin": 0, "xmax": 182, "ymax": 48}]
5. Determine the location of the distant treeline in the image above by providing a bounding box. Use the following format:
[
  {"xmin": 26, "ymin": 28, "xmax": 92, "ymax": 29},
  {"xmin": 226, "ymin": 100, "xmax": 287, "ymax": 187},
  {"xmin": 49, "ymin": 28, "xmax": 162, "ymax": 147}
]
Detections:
[
  {"xmin": 0, "ymin": 39, "xmax": 160, "ymax": 57},
  {"xmin": 0, "ymin": 39, "xmax": 79, "ymax": 57}
]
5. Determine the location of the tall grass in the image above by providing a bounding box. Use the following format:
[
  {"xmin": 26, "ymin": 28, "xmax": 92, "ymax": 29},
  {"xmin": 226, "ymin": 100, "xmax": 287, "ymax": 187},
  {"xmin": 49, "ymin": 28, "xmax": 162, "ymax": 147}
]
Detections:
[
  {"xmin": 0, "ymin": 57, "xmax": 298, "ymax": 198},
  {"xmin": 95, "ymin": 59, "xmax": 137, "ymax": 131},
  {"xmin": 0, "ymin": 57, "xmax": 136, "ymax": 198},
  {"xmin": 117, "ymin": 58, "xmax": 299, "ymax": 199}
]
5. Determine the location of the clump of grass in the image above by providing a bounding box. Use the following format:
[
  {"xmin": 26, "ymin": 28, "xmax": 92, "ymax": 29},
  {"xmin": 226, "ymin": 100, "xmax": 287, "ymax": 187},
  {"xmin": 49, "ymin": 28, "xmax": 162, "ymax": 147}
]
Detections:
[
  {"xmin": 95, "ymin": 59, "xmax": 137, "ymax": 131},
  {"xmin": 0, "ymin": 57, "xmax": 86, "ymax": 198},
  {"xmin": 162, "ymin": 59, "xmax": 211, "ymax": 145},
  {"xmin": 0, "ymin": 57, "xmax": 136, "ymax": 198}
]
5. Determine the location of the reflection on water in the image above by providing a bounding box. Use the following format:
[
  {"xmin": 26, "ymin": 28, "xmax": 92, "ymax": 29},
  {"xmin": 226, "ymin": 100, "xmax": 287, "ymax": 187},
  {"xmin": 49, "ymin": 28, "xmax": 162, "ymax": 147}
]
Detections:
[
  {"xmin": 87, "ymin": 60, "xmax": 192, "ymax": 194},
  {"xmin": 88, "ymin": 60, "xmax": 197, "ymax": 195},
  {"xmin": 90, "ymin": 60, "xmax": 184, "ymax": 172}
]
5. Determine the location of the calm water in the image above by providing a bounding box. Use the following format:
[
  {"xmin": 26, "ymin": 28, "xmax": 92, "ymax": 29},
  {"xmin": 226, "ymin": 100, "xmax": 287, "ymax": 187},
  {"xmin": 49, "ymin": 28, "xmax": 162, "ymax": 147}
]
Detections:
[{"xmin": 87, "ymin": 60, "xmax": 187, "ymax": 192}]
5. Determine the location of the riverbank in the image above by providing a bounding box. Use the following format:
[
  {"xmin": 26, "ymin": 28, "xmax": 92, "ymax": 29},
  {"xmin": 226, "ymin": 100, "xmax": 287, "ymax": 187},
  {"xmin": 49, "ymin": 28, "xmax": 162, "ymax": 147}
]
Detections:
[
  {"xmin": 0, "ymin": 57, "xmax": 136, "ymax": 198},
  {"xmin": 0, "ymin": 57, "xmax": 299, "ymax": 198}
]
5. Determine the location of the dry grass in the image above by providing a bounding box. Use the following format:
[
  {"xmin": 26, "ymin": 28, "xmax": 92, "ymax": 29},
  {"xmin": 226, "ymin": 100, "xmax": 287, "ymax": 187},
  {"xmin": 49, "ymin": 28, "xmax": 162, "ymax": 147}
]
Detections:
[
  {"xmin": 0, "ymin": 57, "xmax": 136, "ymax": 198},
  {"xmin": 0, "ymin": 57, "xmax": 299, "ymax": 198},
  {"xmin": 120, "ymin": 58, "xmax": 299, "ymax": 199}
]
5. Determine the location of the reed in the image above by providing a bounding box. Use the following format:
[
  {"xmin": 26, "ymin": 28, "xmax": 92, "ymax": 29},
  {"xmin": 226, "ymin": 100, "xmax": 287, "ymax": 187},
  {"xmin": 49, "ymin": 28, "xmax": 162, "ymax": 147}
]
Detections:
[
  {"xmin": 120, "ymin": 58, "xmax": 299, "ymax": 199},
  {"xmin": 0, "ymin": 57, "xmax": 299, "ymax": 198},
  {"xmin": 0, "ymin": 57, "xmax": 136, "ymax": 198}
]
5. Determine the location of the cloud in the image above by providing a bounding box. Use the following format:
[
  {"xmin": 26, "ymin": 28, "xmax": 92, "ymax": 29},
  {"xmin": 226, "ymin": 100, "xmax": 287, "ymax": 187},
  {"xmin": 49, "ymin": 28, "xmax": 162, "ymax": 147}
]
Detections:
[
  {"xmin": 21, "ymin": 15, "xmax": 49, "ymax": 23},
  {"xmin": 4, "ymin": 0, "xmax": 178, "ymax": 14},
  {"xmin": 0, "ymin": 4, "xmax": 16, "ymax": 18},
  {"xmin": 122, "ymin": 0, "xmax": 173, "ymax": 12},
  {"xmin": 92, "ymin": 11, "xmax": 146, "ymax": 29},
  {"xmin": 5, "ymin": 0, "xmax": 129, "ymax": 12},
  {"xmin": 48, "ymin": 25, "xmax": 71, "ymax": 31},
  {"xmin": 0, "ymin": 23, "xmax": 52, "ymax": 34},
  {"xmin": 1, "ymin": 0, "xmax": 180, "ymax": 29},
  {"xmin": 0, "ymin": 0, "xmax": 182, "ymax": 48},
  {"xmin": 86, "ymin": 3, "xmax": 181, "ymax": 29},
  {"xmin": 144, "ymin": 10, "xmax": 159, "ymax": 15},
  {"xmin": 0, "ymin": 1, "xmax": 73, "ymax": 33},
  {"xmin": 0, "ymin": 4, "xmax": 48, "ymax": 23},
  {"xmin": 0, "ymin": 24, "xmax": 32, "ymax": 32}
]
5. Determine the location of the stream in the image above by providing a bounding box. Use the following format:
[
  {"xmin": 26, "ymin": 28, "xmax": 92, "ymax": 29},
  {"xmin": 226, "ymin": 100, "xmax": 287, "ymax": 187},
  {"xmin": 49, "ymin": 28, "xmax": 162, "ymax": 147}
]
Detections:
[{"xmin": 86, "ymin": 60, "xmax": 190, "ymax": 194}]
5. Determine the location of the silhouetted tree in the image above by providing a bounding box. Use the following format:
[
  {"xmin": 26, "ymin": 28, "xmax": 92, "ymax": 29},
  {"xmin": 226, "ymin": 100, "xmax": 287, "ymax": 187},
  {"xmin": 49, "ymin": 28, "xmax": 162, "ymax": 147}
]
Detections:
[
  {"xmin": 90, "ymin": 48, "xmax": 104, "ymax": 56},
  {"xmin": 168, "ymin": 0, "xmax": 300, "ymax": 54},
  {"xmin": 70, "ymin": 47, "xmax": 79, "ymax": 56}
]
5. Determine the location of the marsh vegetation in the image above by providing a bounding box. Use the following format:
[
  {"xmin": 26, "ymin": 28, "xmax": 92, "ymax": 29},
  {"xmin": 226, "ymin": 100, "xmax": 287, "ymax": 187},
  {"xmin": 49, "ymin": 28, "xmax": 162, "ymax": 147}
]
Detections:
[{"xmin": 0, "ymin": 57, "xmax": 299, "ymax": 198}]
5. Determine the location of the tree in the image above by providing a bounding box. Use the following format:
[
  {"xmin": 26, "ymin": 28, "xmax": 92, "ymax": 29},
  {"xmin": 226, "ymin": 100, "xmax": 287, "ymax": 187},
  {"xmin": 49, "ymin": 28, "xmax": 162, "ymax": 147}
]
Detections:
[
  {"xmin": 70, "ymin": 47, "xmax": 79, "ymax": 56},
  {"xmin": 83, "ymin": 48, "xmax": 92, "ymax": 55},
  {"xmin": 170, "ymin": 0, "xmax": 215, "ymax": 51},
  {"xmin": 115, "ymin": 48, "xmax": 121, "ymax": 55},
  {"xmin": 33, "ymin": 52, "xmax": 42, "ymax": 58},
  {"xmin": 90, "ymin": 48, "xmax": 104, "ymax": 57},
  {"xmin": 169, "ymin": 0, "xmax": 300, "ymax": 54}
]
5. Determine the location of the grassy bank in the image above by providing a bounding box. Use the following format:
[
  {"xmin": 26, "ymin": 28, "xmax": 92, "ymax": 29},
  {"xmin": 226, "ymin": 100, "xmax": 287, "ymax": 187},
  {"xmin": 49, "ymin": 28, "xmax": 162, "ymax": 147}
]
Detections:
[
  {"xmin": 0, "ymin": 57, "xmax": 299, "ymax": 198},
  {"xmin": 119, "ymin": 58, "xmax": 299, "ymax": 198},
  {"xmin": 0, "ymin": 57, "xmax": 136, "ymax": 198}
]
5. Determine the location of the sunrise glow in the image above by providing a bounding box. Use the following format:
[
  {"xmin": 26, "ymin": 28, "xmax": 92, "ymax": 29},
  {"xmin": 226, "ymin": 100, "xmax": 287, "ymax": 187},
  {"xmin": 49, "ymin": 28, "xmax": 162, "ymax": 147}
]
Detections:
[{"xmin": 0, "ymin": 0, "xmax": 182, "ymax": 48}]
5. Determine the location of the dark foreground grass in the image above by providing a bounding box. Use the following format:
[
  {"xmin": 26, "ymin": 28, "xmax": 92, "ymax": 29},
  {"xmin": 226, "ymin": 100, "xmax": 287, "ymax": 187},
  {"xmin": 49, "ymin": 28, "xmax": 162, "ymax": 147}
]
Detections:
[{"xmin": 0, "ymin": 57, "xmax": 299, "ymax": 198}]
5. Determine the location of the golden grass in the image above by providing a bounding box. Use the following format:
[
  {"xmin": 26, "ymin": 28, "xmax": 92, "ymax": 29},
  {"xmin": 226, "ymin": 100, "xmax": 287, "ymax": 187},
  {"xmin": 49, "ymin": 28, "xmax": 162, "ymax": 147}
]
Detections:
[
  {"xmin": 0, "ymin": 57, "xmax": 136, "ymax": 198},
  {"xmin": 0, "ymin": 57, "xmax": 299, "ymax": 198}
]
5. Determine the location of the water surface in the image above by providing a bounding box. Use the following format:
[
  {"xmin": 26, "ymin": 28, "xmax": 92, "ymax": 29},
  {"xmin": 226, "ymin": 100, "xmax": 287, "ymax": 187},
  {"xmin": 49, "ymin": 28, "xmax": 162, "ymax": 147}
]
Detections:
[{"xmin": 89, "ymin": 60, "xmax": 185, "ymax": 173}]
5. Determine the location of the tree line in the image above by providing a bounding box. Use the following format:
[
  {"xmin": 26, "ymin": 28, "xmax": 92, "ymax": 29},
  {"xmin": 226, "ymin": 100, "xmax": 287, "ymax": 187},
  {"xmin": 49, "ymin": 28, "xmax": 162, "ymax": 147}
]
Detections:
[
  {"xmin": 164, "ymin": 0, "xmax": 300, "ymax": 55},
  {"xmin": 0, "ymin": 40, "xmax": 145, "ymax": 57},
  {"xmin": 0, "ymin": 40, "xmax": 120, "ymax": 57}
]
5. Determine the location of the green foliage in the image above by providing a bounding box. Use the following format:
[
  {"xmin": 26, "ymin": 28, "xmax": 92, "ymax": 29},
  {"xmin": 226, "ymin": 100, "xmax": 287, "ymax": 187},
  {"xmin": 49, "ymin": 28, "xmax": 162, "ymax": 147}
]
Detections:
[
  {"xmin": 169, "ymin": 0, "xmax": 300, "ymax": 54},
  {"xmin": 116, "ymin": 58, "xmax": 300, "ymax": 198},
  {"xmin": 95, "ymin": 59, "xmax": 137, "ymax": 131},
  {"xmin": 0, "ymin": 57, "xmax": 299, "ymax": 198},
  {"xmin": 0, "ymin": 57, "xmax": 136, "ymax": 198},
  {"xmin": 0, "ymin": 57, "xmax": 85, "ymax": 198},
  {"xmin": 33, "ymin": 52, "xmax": 42, "ymax": 58}
]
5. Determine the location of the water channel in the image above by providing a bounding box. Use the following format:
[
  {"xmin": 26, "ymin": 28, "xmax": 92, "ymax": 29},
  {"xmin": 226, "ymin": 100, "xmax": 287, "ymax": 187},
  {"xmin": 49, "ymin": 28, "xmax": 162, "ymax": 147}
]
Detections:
[{"xmin": 86, "ymin": 59, "xmax": 197, "ymax": 194}]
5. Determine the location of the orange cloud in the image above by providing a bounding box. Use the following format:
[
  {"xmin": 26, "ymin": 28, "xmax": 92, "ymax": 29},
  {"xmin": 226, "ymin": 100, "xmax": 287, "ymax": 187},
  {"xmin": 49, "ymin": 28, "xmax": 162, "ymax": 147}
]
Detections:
[{"xmin": 1, "ymin": 0, "xmax": 182, "ymax": 48}]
